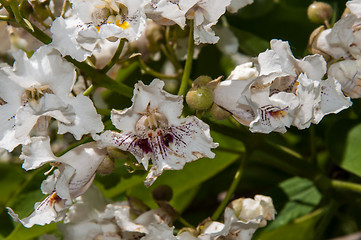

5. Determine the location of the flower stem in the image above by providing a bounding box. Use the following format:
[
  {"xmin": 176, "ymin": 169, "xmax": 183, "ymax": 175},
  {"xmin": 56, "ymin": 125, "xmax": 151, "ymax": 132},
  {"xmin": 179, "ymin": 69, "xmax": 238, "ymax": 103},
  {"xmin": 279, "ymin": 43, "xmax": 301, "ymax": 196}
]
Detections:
[
  {"xmin": 178, "ymin": 216, "xmax": 195, "ymax": 229},
  {"xmin": 65, "ymin": 56, "xmax": 133, "ymax": 98},
  {"xmin": 178, "ymin": 19, "xmax": 194, "ymax": 96},
  {"xmin": 55, "ymin": 136, "xmax": 92, "ymax": 157},
  {"xmin": 211, "ymin": 152, "xmax": 248, "ymax": 220},
  {"xmin": 83, "ymin": 84, "xmax": 95, "ymax": 96},
  {"xmin": 101, "ymin": 38, "xmax": 126, "ymax": 73},
  {"xmin": 138, "ymin": 57, "xmax": 178, "ymax": 79},
  {"xmin": 331, "ymin": 180, "xmax": 361, "ymax": 194}
]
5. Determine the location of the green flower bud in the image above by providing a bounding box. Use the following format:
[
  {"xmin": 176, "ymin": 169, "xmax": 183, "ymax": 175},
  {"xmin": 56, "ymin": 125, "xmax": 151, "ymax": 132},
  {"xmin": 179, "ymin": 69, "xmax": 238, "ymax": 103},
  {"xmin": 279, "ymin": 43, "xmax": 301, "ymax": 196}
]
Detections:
[
  {"xmin": 96, "ymin": 156, "xmax": 115, "ymax": 175},
  {"xmin": 152, "ymin": 185, "xmax": 173, "ymax": 202},
  {"xmin": 186, "ymin": 86, "xmax": 214, "ymax": 111},
  {"xmin": 307, "ymin": 2, "xmax": 333, "ymax": 24},
  {"xmin": 192, "ymin": 75, "xmax": 213, "ymax": 88},
  {"xmin": 209, "ymin": 103, "xmax": 231, "ymax": 120},
  {"xmin": 107, "ymin": 147, "xmax": 129, "ymax": 159}
]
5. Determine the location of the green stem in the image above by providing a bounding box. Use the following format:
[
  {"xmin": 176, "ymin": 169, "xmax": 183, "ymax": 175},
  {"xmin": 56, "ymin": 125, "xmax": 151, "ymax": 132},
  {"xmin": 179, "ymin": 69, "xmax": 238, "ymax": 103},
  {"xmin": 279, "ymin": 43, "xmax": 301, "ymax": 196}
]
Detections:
[
  {"xmin": 65, "ymin": 56, "xmax": 133, "ymax": 98},
  {"xmin": 178, "ymin": 216, "xmax": 195, "ymax": 229},
  {"xmin": 138, "ymin": 57, "xmax": 178, "ymax": 79},
  {"xmin": 61, "ymin": 0, "xmax": 69, "ymax": 18},
  {"xmin": 18, "ymin": 20, "xmax": 52, "ymax": 44},
  {"xmin": 212, "ymin": 152, "xmax": 248, "ymax": 220},
  {"xmin": 0, "ymin": 0, "xmax": 13, "ymax": 16},
  {"xmin": 160, "ymin": 44, "xmax": 182, "ymax": 72},
  {"xmin": 101, "ymin": 38, "xmax": 126, "ymax": 73},
  {"xmin": 9, "ymin": 0, "xmax": 21, "ymax": 23},
  {"xmin": 55, "ymin": 136, "xmax": 92, "ymax": 157},
  {"xmin": 178, "ymin": 19, "xmax": 194, "ymax": 96},
  {"xmin": 309, "ymin": 125, "xmax": 317, "ymax": 164},
  {"xmin": 96, "ymin": 108, "xmax": 111, "ymax": 116},
  {"xmin": 331, "ymin": 180, "xmax": 361, "ymax": 194},
  {"xmin": 83, "ymin": 84, "xmax": 95, "ymax": 96}
]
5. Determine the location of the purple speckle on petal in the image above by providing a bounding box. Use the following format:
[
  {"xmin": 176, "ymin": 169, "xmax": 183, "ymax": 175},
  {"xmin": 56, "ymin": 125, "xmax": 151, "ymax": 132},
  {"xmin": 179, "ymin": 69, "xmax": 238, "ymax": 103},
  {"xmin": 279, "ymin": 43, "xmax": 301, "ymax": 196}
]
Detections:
[
  {"xmin": 136, "ymin": 138, "xmax": 152, "ymax": 154},
  {"xmin": 162, "ymin": 133, "xmax": 174, "ymax": 147}
]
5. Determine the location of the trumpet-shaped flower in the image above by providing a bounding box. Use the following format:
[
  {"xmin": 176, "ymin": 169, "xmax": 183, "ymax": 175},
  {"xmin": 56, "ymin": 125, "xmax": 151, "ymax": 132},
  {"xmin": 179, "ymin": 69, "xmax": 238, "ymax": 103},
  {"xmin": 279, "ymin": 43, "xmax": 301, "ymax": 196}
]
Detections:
[
  {"xmin": 0, "ymin": 46, "xmax": 103, "ymax": 152},
  {"xmin": 214, "ymin": 40, "xmax": 352, "ymax": 133},
  {"xmin": 94, "ymin": 79, "xmax": 218, "ymax": 186},
  {"xmin": 51, "ymin": 0, "xmax": 149, "ymax": 61},
  {"xmin": 7, "ymin": 139, "xmax": 106, "ymax": 227}
]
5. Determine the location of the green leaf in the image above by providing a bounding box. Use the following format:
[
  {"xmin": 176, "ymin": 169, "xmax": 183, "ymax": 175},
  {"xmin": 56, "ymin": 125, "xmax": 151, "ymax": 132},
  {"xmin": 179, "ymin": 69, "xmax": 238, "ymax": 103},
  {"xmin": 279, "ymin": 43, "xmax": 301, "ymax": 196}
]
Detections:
[
  {"xmin": 255, "ymin": 208, "xmax": 324, "ymax": 240},
  {"xmin": 267, "ymin": 177, "xmax": 321, "ymax": 230},
  {"xmin": 0, "ymin": 164, "xmax": 25, "ymax": 205},
  {"xmin": 6, "ymin": 223, "xmax": 57, "ymax": 240},
  {"xmin": 230, "ymin": 27, "xmax": 270, "ymax": 56},
  {"xmin": 341, "ymin": 123, "xmax": 361, "ymax": 177}
]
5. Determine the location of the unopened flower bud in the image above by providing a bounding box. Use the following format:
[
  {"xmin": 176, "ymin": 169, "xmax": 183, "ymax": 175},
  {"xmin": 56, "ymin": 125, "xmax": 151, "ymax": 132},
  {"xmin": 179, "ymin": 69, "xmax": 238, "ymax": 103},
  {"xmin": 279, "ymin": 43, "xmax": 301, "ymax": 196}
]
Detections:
[
  {"xmin": 152, "ymin": 185, "xmax": 173, "ymax": 202},
  {"xmin": 192, "ymin": 75, "xmax": 213, "ymax": 88},
  {"xmin": 106, "ymin": 147, "xmax": 129, "ymax": 159},
  {"xmin": 209, "ymin": 103, "xmax": 231, "ymax": 120},
  {"xmin": 186, "ymin": 86, "xmax": 214, "ymax": 110},
  {"xmin": 307, "ymin": 2, "xmax": 333, "ymax": 24},
  {"xmin": 96, "ymin": 156, "xmax": 115, "ymax": 175}
]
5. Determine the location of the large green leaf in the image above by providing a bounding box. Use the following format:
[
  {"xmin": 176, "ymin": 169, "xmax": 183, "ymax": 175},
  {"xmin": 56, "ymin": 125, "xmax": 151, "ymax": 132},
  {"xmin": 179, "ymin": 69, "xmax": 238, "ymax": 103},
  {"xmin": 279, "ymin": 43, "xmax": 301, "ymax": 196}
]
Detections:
[
  {"xmin": 0, "ymin": 164, "xmax": 25, "ymax": 205},
  {"xmin": 341, "ymin": 123, "xmax": 361, "ymax": 178},
  {"xmin": 267, "ymin": 177, "xmax": 321, "ymax": 230},
  {"xmin": 230, "ymin": 27, "xmax": 270, "ymax": 56},
  {"xmin": 6, "ymin": 223, "xmax": 57, "ymax": 240},
  {"xmin": 255, "ymin": 208, "xmax": 324, "ymax": 240}
]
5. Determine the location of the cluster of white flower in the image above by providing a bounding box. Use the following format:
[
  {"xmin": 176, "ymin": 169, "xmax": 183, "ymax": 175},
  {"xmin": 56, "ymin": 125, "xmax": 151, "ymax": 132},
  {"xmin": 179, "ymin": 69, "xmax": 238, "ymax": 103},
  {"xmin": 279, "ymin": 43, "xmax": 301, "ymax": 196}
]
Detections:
[
  {"xmin": 50, "ymin": 0, "xmax": 253, "ymax": 61},
  {"xmin": 314, "ymin": 0, "xmax": 361, "ymax": 99},
  {"xmin": 213, "ymin": 39, "xmax": 352, "ymax": 133},
  {"xmin": 58, "ymin": 187, "xmax": 275, "ymax": 240},
  {"xmin": 1, "ymin": 0, "xmax": 359, "ymax": 238}
]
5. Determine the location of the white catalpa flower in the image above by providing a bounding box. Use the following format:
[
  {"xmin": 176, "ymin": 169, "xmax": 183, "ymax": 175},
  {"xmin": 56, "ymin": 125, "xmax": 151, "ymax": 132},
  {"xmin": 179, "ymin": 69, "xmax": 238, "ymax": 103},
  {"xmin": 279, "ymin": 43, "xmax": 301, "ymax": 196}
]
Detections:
[
  {"xmin": 7, "ymin": 139, "xmax": 106, "ymax": 228},
  {"xmin": 328, "ymin": 59, "xmax": 361, "ymax": 98},
  {"xmin": 60, "ymin": 187, "xmax": 124, "ymax": 240},
  {"xmin": 94, "ymin": 79, "xmax": 218, "ymax": 186},
  {"xmin": 61, "ymin": 187, "xmax": 178, "ymax": 239},
  {"xmin": 51, "ymin": 0, "xmax": 149, "ymax": 61},
  {"xmin": 315, "ymin": 0, "xmax": 361, "ymax": 60},
  {"xmin": 227, "ymin": 0, "xmax": 254, "ymax": 13},
  {"xmin": 214, "ymin": 40, "xmax": 352, "ymax": 133},
  {"xmin": 144, "ymin": 0, "xmax": 198, "ymax": 28},
  {"xmin": 207, "ymin": 195, "xmax": 275, "ymax": 240},
  {"xmin": 186, "ymin": 0, "xmax": 232, "ymax": 45},
  {"xmin": 0, "ymin": 46, "xmax": 103, "ymax": 152}
]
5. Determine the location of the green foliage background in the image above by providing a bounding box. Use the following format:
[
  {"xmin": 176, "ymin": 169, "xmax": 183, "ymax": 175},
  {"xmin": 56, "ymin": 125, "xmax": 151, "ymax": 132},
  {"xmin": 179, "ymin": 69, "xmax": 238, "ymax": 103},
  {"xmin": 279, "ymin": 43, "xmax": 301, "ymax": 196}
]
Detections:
[{"xmin": 3, "ymin": 0, "xmax": 361, "ymax": 239}]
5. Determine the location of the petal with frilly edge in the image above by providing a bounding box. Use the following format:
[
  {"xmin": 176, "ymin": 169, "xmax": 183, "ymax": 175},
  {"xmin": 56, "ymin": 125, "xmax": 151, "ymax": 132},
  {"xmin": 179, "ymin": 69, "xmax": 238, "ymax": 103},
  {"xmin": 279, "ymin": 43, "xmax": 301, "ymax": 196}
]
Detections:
[
  {"xmin": 9, "ymin": 142, "xmax": 106, "ymax": 228},
  {"xmin": 313, "ymin": 77, "xmax": 352, "ymax": 124},
  {"xmin": 227, "ymin": 0, "xmax": 254, "ymax": 13},
  {"xmin": 94, "ymin": 79, "xmax": 218, "ymax": 186},
  {"xmin": 57, "ymin": 95, "xmax": 104, "ymax": 140}
]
